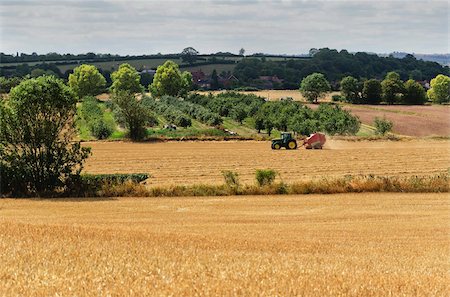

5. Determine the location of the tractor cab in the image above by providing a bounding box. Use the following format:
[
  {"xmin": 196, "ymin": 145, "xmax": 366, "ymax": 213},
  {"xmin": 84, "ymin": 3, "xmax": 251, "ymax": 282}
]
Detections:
[{"xmin": 271, "ymin": 132, "xmax": 298, "ymax": 150}]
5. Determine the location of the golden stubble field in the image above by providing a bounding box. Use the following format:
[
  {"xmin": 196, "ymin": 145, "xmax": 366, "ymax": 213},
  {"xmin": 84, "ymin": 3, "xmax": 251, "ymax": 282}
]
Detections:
[
  {"xmin": 83, "ymin": 140, "xmax": 450, "ymax": 186},
  {"xmin": 0, "ymin": 193, "xmax": 449, "ymax": 296}
]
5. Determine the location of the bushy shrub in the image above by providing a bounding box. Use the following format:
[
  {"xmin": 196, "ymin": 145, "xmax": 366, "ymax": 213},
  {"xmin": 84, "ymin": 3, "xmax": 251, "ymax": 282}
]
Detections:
[
  {"xmin": 80, "ymin": 96, "xmax": 114, "ymax": 139},
  {"xmin": 332, "ymin": 94, "xmax": 343, "ymax": 102},
  {"xmin": 69, "ymin": 173, "xmax": 150, "ymax": 196},
  {"xmin": 374, "ymin": 117, "xmax": 393, "ymax": 135},
  {"xmin": 255, "ymin": 169, "xmax": 277, "ymax": 186},
  {"xmin": 222, "ymin": 170, "xmax": 240, "ymax": 193},
  {"xmin": 89, "ymin": 118, "xmax": 114, "ymax": 140}
]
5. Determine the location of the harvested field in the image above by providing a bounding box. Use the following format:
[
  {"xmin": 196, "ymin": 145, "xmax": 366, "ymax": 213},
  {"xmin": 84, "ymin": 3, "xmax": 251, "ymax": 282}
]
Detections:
[
  {"xmin": 83, "ymin": 140, "xmax": 450, "ymax": 186},
  {"xmin": 1, "ymin": 193, "xmax": 448, "ymax": 296},
  {"xmin": 342, "ymin": 104, "xmax": 450, "ymax": 137}
]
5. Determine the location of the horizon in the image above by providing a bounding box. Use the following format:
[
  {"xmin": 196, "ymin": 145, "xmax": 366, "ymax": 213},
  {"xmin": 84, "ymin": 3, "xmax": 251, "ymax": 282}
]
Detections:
[
  {"xmin": 1, "ymin": 49, "xmax": 450, "ymax": 57},
  {"xmin": 1, "ymin": 0, "xmax": 448, "ymax": 56}
]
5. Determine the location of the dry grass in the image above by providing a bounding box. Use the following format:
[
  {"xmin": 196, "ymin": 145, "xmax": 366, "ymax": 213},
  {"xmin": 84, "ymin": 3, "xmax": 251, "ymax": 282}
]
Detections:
[
  {"xmin": 83, "ymin": 140, "xmax": 450, "ymax": 186},
  {"xmin": 1, "ymin": 193, "xmax": 449, "ymax": 296},
  {"xmin": 90, "ymin": 174, "xmax": 449, "ymax": 197}
]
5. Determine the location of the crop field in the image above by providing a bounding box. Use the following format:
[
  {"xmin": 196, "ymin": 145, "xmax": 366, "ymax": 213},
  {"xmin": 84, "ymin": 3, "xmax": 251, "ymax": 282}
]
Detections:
[
  {"xmin": 1, "ymin": 193, "xmax": 448, "ymax": 296},
  {"xmin": 341, "ymin": 104, "xmax": 450, "ymax": 137},
  {"xmin": 83, "ymin": 140, "xmax": 450, "ymax": 186}
]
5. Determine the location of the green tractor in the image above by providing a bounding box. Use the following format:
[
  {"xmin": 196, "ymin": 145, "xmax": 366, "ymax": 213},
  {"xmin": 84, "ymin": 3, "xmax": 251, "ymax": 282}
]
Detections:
[{"xmin": 271, "ymin": 132, "xmax": 298, "ymax": 150}]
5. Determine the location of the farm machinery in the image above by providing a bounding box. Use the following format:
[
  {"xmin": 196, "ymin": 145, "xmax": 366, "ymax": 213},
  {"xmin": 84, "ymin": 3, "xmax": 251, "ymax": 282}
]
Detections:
[{"xmin": 271, "ymin": 132, "xmax": 326, "ymax": 150}]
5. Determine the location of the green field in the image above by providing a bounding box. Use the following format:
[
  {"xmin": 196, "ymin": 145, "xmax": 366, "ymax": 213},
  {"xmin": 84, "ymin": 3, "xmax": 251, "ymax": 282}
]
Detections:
[{"xmin": 1, "ymin": 55, "xmax": 309, "ymax": 76}]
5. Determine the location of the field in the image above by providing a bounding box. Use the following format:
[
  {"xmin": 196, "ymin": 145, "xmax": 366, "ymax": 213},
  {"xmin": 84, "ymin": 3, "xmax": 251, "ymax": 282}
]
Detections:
[
  {"xmin": 341, "ymin": 104, "xmax": 450, "ymax": 137},
  {"xmin": 56, "ymin": 58, "xmax": 184, "ymax": 73},
  {"xmin": 1, "ymin": 193, "xmax": 448, "ymax": 296},
  {"xmin": 83, "ymin": 140, "xmax": 450, "ymax": 186}
]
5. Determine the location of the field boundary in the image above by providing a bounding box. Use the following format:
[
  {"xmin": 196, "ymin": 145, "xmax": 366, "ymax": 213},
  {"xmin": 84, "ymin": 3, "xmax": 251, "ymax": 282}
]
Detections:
[{"xmin": 87, "ymin": 173, "xmax": 449, "ymax": 198}]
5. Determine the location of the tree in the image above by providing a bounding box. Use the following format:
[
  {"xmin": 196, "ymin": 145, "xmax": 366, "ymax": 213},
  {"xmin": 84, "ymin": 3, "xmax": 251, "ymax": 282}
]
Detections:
[
  {"xmin": 210, "ymin": 69, "xmax": 220, "ymax": 90},
  {"xmin": 427, "ymin": 74, "xmax": 450, "ymax": 104},
  {"xmin": 403, "ymin": 79, "xmax": 426, "ymax": 104},
  {"xmin": 68, "ymin": 64, "xmax": 106, "ymax": 99},
  {"xmin": 340, "ymin": 76, "xmax": 360, "ymax": 103},
  {"xmin": 254, "ymin": 114, "xmax": 264, "ymax": 133},
  {"xmin": 0, "ymin": 76, "xmax": 22, "ymax": 94},
  {"xmin": 180, "ymin": 71, "xmax": 193, "ymax": 98},
  {"xmin": 239, "ymin": 48, "xmax": 245, "ymax": 56},
  {"xmin": 150, "ymin": 60, "xmax": 192, "ymax": 97},
  {"xmin": 381, "ymin": 71, "xmax": 404, "ymax": 104},
  {"xmin": 0, "ymin": 76, "xmax": 90, "ymax": 196},
  {"xmin": 181, "ymin": 47, "xmax": 199, "ymax": 65},
  {"xmin": 374, "ymin": 117, "xmax": 393, "ymax": 135},
  {"xmin": 362, "ymin": 79, "xmax": 382, "ymax": 104},
  {"xmin": 300, "ymin": 73, "xmax": 331, "ymax": 103},
  {"xmin": 230, "ymin": 105, "xmax": 247, "ymax": 124},
  {"xmin": 31, "ymin": 68, "xmax": 57, "ymax": 78},
  {"xmin": 315, "ymin": 104, "xmax": 360, "ymax": 135},
  {"xmin": 110, "ymin": 63, "xmax": 143, "ymax": 94},
  {"xmin": 112, "ymin": 91, "xmax": 153, "ymax": 141},
  {"xmin": 409, "ymin": 69, "xmax": 423, "ymax": 81}
]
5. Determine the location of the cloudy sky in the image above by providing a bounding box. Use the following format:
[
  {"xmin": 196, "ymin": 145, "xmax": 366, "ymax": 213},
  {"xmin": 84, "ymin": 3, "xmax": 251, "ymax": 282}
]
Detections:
[{"xmin": 0, "ymin": 0, "xmax": 448, "ymax": 55}]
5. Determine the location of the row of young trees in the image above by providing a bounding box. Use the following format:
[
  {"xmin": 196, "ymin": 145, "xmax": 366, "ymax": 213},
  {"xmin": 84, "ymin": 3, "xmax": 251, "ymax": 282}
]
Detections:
[
  {"xmin": 158, "ymin": 96, "xmax": 223, "ymax": 126},
  {"xmin": 187, "ymin": 92, "xmax": 360, "ymax": 136}
]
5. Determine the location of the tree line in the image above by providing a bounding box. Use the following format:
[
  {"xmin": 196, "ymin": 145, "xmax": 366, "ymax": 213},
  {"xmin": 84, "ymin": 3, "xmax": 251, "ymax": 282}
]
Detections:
[{"xmin": 233, "ymin": 48, "xmax": 449, "ymax": 89}]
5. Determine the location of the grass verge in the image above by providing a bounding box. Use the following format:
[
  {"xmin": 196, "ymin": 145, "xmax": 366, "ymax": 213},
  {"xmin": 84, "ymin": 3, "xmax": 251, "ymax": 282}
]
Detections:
[{"xmin": 97, "ymin": 173, "xmax": 448, "ymax": 197}]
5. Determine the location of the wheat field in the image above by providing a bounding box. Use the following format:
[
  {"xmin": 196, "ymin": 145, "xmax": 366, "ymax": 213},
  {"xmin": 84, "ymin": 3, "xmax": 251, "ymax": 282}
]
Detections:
[
  {"xmin": 1, "ymin": 193, "xmax": 449, "ymax": 296},
  {"xmin": 83, "ymin": 140, "xmax": 450, "ymax": 186}
]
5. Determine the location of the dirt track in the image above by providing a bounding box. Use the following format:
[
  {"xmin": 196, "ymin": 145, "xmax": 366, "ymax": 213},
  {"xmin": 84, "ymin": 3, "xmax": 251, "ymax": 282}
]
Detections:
[{"xmin": 83, "ymin": 140, "xmax": 450, "ymax": 186}]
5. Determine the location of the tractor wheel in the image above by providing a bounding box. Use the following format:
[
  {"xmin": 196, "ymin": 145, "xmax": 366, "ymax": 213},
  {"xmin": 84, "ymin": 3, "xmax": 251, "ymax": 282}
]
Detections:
[
  {"xmin": 287, "ymin": 140, "xmax": 297, "ymax": 150},
  {"xmin": 272, "ymin": 143, "xmax": 281, "ymax": 150}
]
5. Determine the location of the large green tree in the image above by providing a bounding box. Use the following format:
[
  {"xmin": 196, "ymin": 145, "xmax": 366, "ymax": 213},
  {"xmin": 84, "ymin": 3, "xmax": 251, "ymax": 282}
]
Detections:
[
  {"xmin": 427, "ymin": 74, "xmax": 450, "ymax": 104},
  {"xmin": 381, "ymin": 71, "xmax": 404, "ymax": 104},
  {"xmin": 68, "ymin": 64, "xmax": 106, "ymax": 99},
  {"xmin": 0, "ymin": 76, "xmax": 90, "ymax": 196},
  {"xmin": 110, "ymin": 63, "xmax": 144, "ymax": 94},
  {"xmin": 340, "ymin": 76, "xmax": 360, "ymax": 103},
  {"xmin": 150, "ymin": 60, "xmax": 192, "ymax": 97},
  {"xmin": 362, "ymin": 79, "xmax": 382, "ymax": 104},
  {"xmin": 300, "ymin": 73, "xmax": 331, "ymax": 103},
  {"xmin": 112, "ymin": 91, "xmax": 154, "ymax": 141},
  {"xmin": 403, "ymin": 79, "xmax": 426, "ymax": 104}
]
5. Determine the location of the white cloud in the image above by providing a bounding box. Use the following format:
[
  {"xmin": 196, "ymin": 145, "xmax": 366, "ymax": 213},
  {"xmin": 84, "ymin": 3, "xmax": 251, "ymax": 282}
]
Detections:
[{"xmin": 0, "ymin": 0, "xmax": 448, "ymax": 55}]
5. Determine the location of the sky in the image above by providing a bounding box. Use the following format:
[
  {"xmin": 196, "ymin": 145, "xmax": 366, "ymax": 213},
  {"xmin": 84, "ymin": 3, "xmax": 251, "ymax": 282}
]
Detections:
[{"xmin": 0, "ymin": 0, "xmax": 448, "ymax": 56}]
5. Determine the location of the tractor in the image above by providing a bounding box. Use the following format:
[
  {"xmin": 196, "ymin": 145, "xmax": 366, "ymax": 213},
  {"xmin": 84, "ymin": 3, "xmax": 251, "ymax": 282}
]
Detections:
[{"xmin": 271, "ymin": 132, "xmax": 298, "ymax": 150}]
